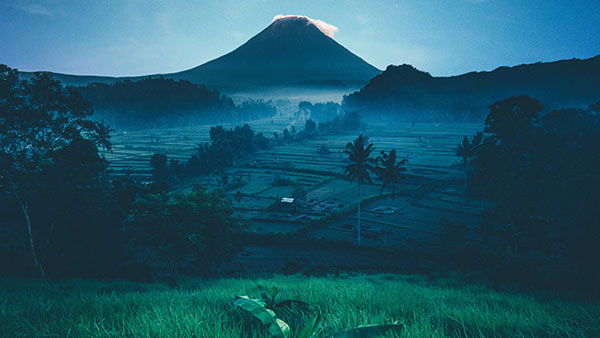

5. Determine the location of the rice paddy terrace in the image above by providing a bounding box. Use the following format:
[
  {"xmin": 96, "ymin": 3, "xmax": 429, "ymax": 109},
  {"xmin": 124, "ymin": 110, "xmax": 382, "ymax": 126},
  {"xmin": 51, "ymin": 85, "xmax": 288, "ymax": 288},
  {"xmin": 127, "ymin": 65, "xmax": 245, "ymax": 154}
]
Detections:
[{"xmin": 104, "ymin": 119, "xmax": 485, "ymax": 271}]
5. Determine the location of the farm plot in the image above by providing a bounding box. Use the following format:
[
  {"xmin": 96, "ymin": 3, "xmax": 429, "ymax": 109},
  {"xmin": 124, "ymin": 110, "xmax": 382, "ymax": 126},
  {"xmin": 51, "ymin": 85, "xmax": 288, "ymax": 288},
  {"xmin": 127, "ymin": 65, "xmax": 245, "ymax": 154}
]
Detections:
[
  {"xmin": 101, "ymin": 116, "xmax": 293, "ymax": 176},
  {"xmin": 102, "ymin": 121, "xmax": 485, "ymax": 249},
  {"xmin": 311, "ymin": 185, "xmax": 483, "ymax": 251}
]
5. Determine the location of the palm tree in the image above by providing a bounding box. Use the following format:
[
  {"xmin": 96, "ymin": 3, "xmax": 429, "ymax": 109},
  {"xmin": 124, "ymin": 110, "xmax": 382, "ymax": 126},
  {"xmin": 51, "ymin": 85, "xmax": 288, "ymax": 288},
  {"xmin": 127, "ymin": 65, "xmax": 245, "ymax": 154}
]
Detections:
[
  {"xmin": 456, "ymin": 132, "xmax": 482, "ymax": 193},
  {"xmin": 376, "ymin": 149, "xmax": 408, "ymax": 201},
  {"xmin": 343, "ymin": 134, "xmax": 376, "ymax": 246},
  {"xmin": 375, "ymin": 149, "xmax": 407, "ymax": 245},
  {"xmin": 456, "ymin": 137, "xmax": 473, "ymax": 192},
  {"xmin": 92, "ymin": 120, "xmax": 114, "ymax": 152}
]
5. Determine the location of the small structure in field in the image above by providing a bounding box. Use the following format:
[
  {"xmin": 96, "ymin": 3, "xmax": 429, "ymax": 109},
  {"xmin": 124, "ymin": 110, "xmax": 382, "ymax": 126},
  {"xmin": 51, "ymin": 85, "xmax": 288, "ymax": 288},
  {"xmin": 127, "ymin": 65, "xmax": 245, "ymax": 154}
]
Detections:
[{"xmin": 280, "ymin": 197, "xmax": 296, "ymax": 211}]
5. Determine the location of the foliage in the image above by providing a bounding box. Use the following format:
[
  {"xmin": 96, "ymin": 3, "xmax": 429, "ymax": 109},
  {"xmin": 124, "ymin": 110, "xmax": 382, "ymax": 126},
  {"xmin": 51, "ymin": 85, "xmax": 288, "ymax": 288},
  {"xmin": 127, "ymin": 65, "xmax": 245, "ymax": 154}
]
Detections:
[
  {"xmin": 318, "ymin": 111, "xmax": 362, "ymax": 136},
  {"xmin": 375, "ymin": 149, "xmax": 408, "ymax": 200},
  {"xmin": 234, "ymin": 284, "xmax": 402, "ymax": 338},
  {"xmin": 76, "ymin": 77, "xmax": 277, "ymax": 128},
  {"xmin": 466, "ymin": 96, "xmax": 600, "ymax": 293},
  {"xmin": 343, "ymin": 135, "xmax": 376, "ymax": 246},
  {"xmin": 295, "ymin": 101, "xmax": 341, "ymax": 122},
  {"xmin": 126, "ymin": 186, "xmax": 239, "ymax": 277},
  {"xmin": 455, "ymin": 131, "xmax": 482, "ymax": 192},
  {"xmin": 233, "ymin": 296, "xmax": 291, "ymax": 338},
  {"xmin": 0, "ymin": 65, "xmax": 113, "ymax": 277},
  {"xmin": 343, "ymin": 135, "xmax": 376, "ymax": 187},
  {"xmin": 2, "ymin": 274, "xmax": 598, "ymax": 337},
  {"xmin": 342, "ymin": 58, "xmax": 600, "ymax": 122}
]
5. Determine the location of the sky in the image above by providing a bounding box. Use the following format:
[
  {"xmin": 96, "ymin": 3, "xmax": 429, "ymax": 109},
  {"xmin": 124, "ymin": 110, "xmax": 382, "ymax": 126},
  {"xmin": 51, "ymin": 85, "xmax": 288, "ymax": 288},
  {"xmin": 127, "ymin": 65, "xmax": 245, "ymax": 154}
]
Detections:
[{"xmin": 1, "ymin": 0, "xmax": 599, "ymax": 77}]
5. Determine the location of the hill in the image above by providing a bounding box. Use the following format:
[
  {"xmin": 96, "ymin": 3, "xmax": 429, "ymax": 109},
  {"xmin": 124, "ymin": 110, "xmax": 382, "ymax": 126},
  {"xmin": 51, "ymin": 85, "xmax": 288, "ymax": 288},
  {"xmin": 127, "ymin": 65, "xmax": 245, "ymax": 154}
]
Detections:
[{"xmin": 343, "ymin": 55, "xmax": 600, "ymax": 121}]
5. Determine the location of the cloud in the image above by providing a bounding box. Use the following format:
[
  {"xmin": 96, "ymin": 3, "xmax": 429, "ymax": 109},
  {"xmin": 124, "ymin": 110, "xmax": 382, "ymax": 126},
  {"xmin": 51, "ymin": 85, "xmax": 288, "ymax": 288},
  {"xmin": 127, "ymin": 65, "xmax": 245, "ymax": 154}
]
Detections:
[
  {"xmin": 14, "ymin": 3, "xmax": 54, "ymax": 16},
  {"xmin": 272, "ymin": 14, "xmax": 339, "ymax": 38}
]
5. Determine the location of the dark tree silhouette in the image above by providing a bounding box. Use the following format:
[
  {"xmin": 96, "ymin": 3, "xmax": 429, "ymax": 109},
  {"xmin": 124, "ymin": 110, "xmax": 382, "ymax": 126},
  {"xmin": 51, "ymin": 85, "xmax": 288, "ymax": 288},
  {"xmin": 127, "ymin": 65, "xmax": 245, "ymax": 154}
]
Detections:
[
  {"xmin": 375, "ymin": 148, "xmax": 407, "ymax": 245},
  {"xmin": 456, "ymin": 131, "xmax": 483, "ymax": 193},
  {"xmin": 376, "ymin": 149, "xmax": 408, "ymax": 201},
  {"xmin": 343, "ymin": 134, "xmax": 376, "ymax": 246},
  {"xmin": 0, "ymin": 66, "xmax": 111, "ymax": 277}
]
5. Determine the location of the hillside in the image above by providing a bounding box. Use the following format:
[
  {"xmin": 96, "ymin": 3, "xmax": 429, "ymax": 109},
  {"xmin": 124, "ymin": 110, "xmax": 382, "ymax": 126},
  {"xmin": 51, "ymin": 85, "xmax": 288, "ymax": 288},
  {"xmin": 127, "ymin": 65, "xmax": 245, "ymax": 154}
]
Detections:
[
  {"xmin": 343, "ymin": 55, "xmax": 600, "ymax": 121},
  {"xmin": 2, "ymin": 275, "xmax": 598, "ymax": 337},
  {"xmin": 169, "ymin": 16, "xmax": 380, "ymax": 90}
]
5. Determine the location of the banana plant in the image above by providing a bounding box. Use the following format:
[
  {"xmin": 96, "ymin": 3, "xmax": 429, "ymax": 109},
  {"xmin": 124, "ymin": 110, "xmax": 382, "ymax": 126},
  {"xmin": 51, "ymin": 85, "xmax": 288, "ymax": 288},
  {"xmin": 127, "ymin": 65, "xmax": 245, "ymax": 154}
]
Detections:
[
  {"xmin": 233, "ymin": 296, "xmax": 291, "ymax": 338},
  {"xmin": 232, "ymin": 285, "xmax": 403, "ymax": 338}
]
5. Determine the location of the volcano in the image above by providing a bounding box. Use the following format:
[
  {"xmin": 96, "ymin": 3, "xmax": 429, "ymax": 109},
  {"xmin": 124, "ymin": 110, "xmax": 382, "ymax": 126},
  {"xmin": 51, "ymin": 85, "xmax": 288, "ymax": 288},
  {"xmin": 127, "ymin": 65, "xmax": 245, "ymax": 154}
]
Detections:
[
  {"xmin": 20, "ymin": 16, "xmax": 381, "ymax": 91},
  {"xmin": 170, "ymin": 16, "xmax": 381, "ymax": 90}
]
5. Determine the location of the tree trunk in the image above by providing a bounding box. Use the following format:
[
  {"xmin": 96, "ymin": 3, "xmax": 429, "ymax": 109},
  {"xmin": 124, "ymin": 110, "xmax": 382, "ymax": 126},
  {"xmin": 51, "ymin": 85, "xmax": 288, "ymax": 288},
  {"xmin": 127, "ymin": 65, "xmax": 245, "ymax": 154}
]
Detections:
[
  {"xmin": 17, "ymin": 199, "xmax": 45, "ymax": 277},
  {"xmin": 357, "ymin": 184, "xmax": 361, "ymax": 247},
  {"xmin": 464, "ymin": 161, "xmax": 468, "ymax": 194}
]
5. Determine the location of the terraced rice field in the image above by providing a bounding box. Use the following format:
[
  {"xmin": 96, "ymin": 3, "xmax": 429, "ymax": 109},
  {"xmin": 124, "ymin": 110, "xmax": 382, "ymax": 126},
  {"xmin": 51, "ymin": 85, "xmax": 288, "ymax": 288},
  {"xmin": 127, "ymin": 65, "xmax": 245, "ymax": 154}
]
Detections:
[
  {"xmin": 104, "ymin": 119, "xmax": 486, "ymax": 254},
  {"xmin": 101, "ymin": 116, "xmax": 294, "ymax": 177}
]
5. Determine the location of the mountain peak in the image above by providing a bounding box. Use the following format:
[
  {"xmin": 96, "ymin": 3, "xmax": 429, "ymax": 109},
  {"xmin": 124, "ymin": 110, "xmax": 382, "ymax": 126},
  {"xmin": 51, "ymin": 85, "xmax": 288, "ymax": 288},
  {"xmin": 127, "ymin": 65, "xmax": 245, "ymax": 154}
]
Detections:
[
  {"xmin": 167, "ymin": 16, "xmax": 380, "ymax": 90},
  {"xmin": 270, "ymin": 15, "xmax": 339, "ymax": 38}
]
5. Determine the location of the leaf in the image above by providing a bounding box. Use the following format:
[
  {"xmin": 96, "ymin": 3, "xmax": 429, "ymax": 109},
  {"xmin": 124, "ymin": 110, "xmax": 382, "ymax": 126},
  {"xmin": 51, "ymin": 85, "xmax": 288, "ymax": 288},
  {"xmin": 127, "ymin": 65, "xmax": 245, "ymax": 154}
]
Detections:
[
  {"xmin": 233, "ymin": 296, "xmax": 290, "ymax": 338},
  {"xmin": 257, "ymin": 284, "xmax": 279, "ymax": 308},
  {"xmin": 332, "ymin": 324, "xmax": 403, "ymax": 338},
  {"xmin": 298, "ymin": 312, "xmax": 324, "ymax": 338}
]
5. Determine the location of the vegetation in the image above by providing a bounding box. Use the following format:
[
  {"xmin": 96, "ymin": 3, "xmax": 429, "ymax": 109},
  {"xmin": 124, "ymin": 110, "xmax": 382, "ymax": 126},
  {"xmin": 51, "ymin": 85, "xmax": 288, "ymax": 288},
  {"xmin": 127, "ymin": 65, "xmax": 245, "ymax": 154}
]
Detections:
[
  {"xmin": 77, "ymin": 77, "xmax": 277, "ymax": 128},
  {"xmin": 0, "ymin": 66, "xmax": 241, "ymax": 281},
  {"xmin": 126, "ymin": 186, "xmax": 240, "ymax": 279},
  {"xmin": 2, "ymin": 63, "xmax": 599, "ymax": 337},
  {"xmin": 459, "ymin": 95, "xmax": 600, "ymax": 294},
  {"xmin": 1, "ymin": 274, "xmax": 598, "ymax": 337},
  {"xmin": 343, "ymin": 135, "xmax": 376, "ymax": 246},
  {"xmin": 343, "ymin": 57, "xmax": 600, "ymax": 121},
  {"xmin": 455, "ymin": 132, "xmax": 482, "ymax": 193},
  {"xmin": 295, "ymin": 101, "xmax": 341, "ymax": 122},
  {"xmin": 0, "ymin": 66, "xmax": 114, "ymax": 277},
  {"xmin": 375, "ymin": 149, "xmax": 408, "ymax": 201}
]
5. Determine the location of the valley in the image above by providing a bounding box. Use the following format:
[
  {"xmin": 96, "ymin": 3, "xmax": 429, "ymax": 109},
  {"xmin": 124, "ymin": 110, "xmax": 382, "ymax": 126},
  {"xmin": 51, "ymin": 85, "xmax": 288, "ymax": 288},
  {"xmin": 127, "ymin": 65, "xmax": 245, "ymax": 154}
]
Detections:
[{"xmin": 102, "ymin": 118, "xmax": 487, "ymax": 274}]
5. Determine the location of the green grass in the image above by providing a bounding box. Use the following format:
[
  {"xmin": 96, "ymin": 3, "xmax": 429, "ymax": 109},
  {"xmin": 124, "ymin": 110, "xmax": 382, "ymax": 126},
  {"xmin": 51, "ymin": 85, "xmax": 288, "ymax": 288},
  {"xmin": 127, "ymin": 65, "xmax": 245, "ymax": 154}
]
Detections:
[{"xmin": 1, "ymin": 274, "xmax": 598, "ymax": 337}]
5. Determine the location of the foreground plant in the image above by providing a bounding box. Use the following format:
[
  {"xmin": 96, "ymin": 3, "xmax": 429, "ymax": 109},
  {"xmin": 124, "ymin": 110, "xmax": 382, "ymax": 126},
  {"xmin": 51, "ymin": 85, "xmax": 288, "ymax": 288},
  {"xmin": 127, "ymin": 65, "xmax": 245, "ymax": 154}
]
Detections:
[{"xmin": 233, "ymin": 284, "xmax": 402, "ymax": 338}]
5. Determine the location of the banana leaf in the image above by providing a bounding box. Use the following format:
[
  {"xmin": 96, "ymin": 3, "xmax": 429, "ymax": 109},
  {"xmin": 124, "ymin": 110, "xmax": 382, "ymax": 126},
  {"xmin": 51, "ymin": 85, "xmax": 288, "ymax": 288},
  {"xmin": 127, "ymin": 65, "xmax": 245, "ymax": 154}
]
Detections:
[
  {"xmin": 298, "ymin": 312, "xmax": 324, "ymax": 338},
  {"xmin": 233, "ymin": 296, "xmax": 290, "ymax": 338}
]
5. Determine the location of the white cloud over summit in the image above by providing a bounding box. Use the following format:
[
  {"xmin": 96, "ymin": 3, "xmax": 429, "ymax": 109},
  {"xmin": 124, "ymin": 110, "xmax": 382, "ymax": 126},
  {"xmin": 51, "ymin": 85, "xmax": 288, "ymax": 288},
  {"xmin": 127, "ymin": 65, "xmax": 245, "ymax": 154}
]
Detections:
[{"xmin": 272, "ymin": 15, "xmax": 339, "ymax": 38}]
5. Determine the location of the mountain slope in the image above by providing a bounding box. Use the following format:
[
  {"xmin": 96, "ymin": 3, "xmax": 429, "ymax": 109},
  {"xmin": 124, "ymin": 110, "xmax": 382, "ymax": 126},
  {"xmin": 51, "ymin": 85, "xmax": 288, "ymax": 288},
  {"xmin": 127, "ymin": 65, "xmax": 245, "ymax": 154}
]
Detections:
[
  {"xmin": 169, "ymin": 16, "xmax": 381, "ymax": 89},
  {"xmin": 343, "ymin": 55, "xmax": 600, "ymax": 121},
  {"xmin": 19, "ymin": 16, "xmax": 381, "ymax": 91}
]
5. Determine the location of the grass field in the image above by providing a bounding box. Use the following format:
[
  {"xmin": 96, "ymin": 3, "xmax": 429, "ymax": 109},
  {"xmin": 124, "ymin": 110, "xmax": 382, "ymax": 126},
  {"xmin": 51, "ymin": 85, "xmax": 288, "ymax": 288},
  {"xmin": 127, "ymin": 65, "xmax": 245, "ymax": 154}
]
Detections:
[{"xmin": 1, "ymin": 274, "xmax": 598, "ymax": 337}]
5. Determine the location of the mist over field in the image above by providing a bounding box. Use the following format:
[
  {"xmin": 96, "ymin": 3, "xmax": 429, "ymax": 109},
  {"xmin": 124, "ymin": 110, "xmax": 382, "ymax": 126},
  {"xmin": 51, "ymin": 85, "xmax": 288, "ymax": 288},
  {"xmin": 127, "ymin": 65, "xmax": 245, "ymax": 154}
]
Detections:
[{"xmin": 1, "ymin": 5, "xmax": 600, "ymax": 338}]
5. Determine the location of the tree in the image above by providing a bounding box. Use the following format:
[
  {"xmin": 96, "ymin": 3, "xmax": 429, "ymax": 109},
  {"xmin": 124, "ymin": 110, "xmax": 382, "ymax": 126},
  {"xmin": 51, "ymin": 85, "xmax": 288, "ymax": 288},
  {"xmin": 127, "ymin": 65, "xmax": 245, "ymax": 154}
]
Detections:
[
  {"xmin": 127, "ymin": 186, "xmax": 239, "ymax": 278},
  {"xmin": 456, "ymin": 131, "xmax": 482, "ymax": 193},
  {"xmin": 375, "ymin": 149, "xmax": 407, "ymax": 245},
  {"xmin": 304, "ymin": 119, "xmax": 317, "ymax": 137},
  {"xmin": 150, "ymin": 153, "xmax": 168, "ymax": 181},
  {"xmin": 376, "ymin": 149, "xmax": 408, "ymax": 201},
  {"xmin": 343, "ymin": 134, "xmax": 376, "ymax": 246},
  {"xmin": 0, "ymin": 66, "xmax": 111, "ymax": 277},
  {"xmin": 485, "ymin": 96, "xmax": 542, "ymax": 190}
]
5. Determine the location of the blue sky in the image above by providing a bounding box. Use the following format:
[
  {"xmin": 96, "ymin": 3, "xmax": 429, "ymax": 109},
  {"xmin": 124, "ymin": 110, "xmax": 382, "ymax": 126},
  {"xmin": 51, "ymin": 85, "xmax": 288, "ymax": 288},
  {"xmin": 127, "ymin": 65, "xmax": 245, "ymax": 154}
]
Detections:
[{"xmin": 1, "ymin": 0, "xmax": 598, "ymax": 77}]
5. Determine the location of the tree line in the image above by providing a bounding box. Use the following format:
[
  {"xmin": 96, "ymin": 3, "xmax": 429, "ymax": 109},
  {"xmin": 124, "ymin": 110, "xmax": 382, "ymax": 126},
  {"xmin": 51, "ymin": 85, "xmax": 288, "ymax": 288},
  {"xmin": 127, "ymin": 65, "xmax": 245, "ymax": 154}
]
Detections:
[
  {"xmin": 0, "ymin": 66, "xmax": 240, "ymax": 280},
  {"xmin": 147, "ymin": 110, "xmax": 363, "ymax": 190},
  {"xmin": 457, "ymin": 95, "xmax": 600, "ymax": 293},
  {"xmin": 76, "ymin": 76, "xmax": 277, "ymax": 128}
]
